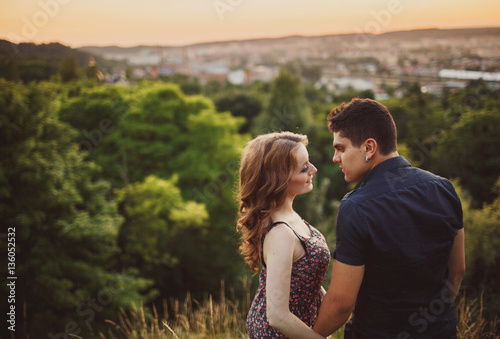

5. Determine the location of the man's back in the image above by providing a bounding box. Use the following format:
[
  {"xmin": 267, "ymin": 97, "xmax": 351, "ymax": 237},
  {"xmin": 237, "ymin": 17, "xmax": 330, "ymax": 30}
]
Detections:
[{"xmin": 334, "ymin": 156, "xmax": 463, "ymax": 338}]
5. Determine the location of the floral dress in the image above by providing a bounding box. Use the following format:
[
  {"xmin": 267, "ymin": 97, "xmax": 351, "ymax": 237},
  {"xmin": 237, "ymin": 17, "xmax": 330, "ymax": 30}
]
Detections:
[{"xmin": 246, "ymin": 220, "xmax": 331, "ymax": 338}]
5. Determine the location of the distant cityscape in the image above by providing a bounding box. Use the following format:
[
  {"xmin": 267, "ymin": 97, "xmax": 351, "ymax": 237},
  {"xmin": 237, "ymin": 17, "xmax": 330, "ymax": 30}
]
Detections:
[{"xmin": 80, "ymin": 27, "xmax": 500, "ymax": 99}]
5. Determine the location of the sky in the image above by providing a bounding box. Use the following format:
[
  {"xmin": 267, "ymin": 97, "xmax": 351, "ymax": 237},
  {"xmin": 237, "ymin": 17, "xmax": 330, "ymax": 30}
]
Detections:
[{"xmin": 1, "ymin": 0, "xmax": 500, "ymax": 47}]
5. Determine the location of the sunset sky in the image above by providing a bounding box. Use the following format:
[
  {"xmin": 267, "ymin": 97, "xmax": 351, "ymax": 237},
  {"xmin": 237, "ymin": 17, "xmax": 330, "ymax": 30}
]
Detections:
[{"xmin": 1, "ymin": 0, "xmax": 500, "ymax": 47}]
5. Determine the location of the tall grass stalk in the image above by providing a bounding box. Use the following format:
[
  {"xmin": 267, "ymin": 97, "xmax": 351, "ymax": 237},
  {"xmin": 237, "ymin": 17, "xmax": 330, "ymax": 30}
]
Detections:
[
  {"xmin": 101, "ymin": 280, "xmax": 248, "ymax": 338},
  {"xmin": 456, "ymin": 293, "xmax": 499, "ymax": 339},
  {"xmin": 100, "ymin": 284, "xmax": 498, "ymax": 338}
]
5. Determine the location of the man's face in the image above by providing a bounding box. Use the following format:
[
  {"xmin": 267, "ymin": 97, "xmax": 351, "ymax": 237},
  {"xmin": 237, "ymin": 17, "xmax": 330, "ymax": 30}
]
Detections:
[{"xmin": 332, "ymin": 132, "xmax": 369, "ymax": 183}]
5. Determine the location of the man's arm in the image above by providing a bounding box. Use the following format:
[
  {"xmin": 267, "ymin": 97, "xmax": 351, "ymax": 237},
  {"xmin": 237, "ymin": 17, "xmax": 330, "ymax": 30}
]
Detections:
[
  {"xmin": 313, "ymin": 260, "xmax": 364, "ymax": 336},
  {"xmin": 448, "ymin": 228, "xmax": 465, "ymax": 301}
]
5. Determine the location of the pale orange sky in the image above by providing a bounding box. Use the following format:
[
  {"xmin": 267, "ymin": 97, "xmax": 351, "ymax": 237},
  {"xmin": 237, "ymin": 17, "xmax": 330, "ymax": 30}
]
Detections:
[{"xmin": 1, "ymin": 0, "xmax": 499, "ymax": 47}]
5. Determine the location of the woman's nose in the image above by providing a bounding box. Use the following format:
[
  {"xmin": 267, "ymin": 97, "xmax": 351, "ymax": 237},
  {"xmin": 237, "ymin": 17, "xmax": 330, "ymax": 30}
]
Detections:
[{"xmin": 310, "ymin": 163, "xmax": 318, "ymax": 174}]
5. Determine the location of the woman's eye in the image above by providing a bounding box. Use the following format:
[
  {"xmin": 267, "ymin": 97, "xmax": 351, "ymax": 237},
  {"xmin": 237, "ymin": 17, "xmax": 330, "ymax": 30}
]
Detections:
[{"xmin": 301, "ymin": 166, "xmax": 309, "ymax": 173}]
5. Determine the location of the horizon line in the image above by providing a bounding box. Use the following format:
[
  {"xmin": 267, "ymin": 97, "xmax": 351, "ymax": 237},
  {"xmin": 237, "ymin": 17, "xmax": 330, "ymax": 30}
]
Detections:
[{"xmin": 2, "ymin": 25, "xmax": 499, "ymax": 49}]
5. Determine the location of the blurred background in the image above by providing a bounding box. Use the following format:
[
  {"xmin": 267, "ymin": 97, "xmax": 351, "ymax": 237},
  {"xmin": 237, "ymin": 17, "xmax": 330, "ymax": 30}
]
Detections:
[{"xmin": 1, "ymin": 0, "xmax": 500, "ymax": 338}]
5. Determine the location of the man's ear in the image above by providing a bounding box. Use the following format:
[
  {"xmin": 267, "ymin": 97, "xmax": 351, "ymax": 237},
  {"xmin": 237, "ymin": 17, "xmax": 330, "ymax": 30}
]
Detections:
[{"xmin": 365, "ymin": 138, "xmax": 377, "ymax": 159}]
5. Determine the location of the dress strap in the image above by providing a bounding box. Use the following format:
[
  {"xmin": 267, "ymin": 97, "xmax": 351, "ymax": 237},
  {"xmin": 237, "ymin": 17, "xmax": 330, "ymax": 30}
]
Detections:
[
  {"xmin": 261, "ymin": 221, "xmax": 306, "ymax": 268},
  {"xmin": 272, "ymin": 221, "xmax": 304, "ymax": 241}
]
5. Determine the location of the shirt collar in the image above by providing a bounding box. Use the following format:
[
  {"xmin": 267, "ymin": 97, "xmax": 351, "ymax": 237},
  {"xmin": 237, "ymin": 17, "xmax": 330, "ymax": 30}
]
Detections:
[{"xmin": 354, "ymin": 156, "xmax": 411, "ymax": 190}]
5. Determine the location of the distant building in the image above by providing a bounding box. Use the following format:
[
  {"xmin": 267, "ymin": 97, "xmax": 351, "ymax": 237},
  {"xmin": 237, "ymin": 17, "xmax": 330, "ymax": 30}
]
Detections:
[
  {"xmin": 439, "ymin": 69, "xmax": 500, "ymax": 82},
  {"xmin": 227, "ymin": 69, "xmax": 247, "ymax": 85},
  {"xmin": 250, "ymin": 65, "xmax": 278, "ymax": 82},
  {"xmin": 374, "ymin": 89, "xmax": 389, "ymax": 101}
]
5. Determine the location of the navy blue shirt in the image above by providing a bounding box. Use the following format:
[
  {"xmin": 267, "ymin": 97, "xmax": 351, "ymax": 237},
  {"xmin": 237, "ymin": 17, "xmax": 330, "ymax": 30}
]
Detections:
[{"xmin": 333, "ymin": 156, "xmax": 463, "ymax": 338}]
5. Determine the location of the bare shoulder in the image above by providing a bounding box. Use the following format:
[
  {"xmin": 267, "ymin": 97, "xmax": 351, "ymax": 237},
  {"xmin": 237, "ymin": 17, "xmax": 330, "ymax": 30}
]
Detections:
[
  {"xmin": 263, "ymin": 223, "xmax": 298, "ymax": 257},
  {"xmin": 265, "ymin": 222, "xmax": 296, "ymax": 244},
  {"xmin": 263, "ymin": 223, "xmax": 297, "ymax": 267}
]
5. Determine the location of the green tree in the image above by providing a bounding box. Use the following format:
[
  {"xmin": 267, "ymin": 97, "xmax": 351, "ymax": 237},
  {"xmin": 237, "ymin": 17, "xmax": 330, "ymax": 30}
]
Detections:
[
  {"xmin": 214, "ymin": 90, "xmax": 262, "ymax": 133},
  {"xmin": 431, "ymin": 109, "xmax": 500, "ymax": 206},
  {"xmin": 459, "ymin": 180, "xmax": 500, "ymax": 319},
  {"xmin": 300, "ymin": 63, "xmax": 322, "ymax": 83},
  {"xmin": 58, "ymin": 85, "xmax": 131, "ymax": 184},
  {"xmin": 252, "ymin": 67, "xmax": 313, "ymax": 135},
  {"xmin": 116, "ymin": 175, "xmax": 209, "ymax": 298},
  {"xmin": 0, "ymin": 56, "xmax": 19, "ymax": 81},
  {"xmin": 0, "ymin": 80, "xmax": 152, "ymax": 337},
  {"xmin": 93, "ymin": 82, "xmax": 248, "ymax": 298},
  {"xmin": 59, "ymin": 54, "xmax": 80, "ymax": 82},
  {"xmin": 59, "ymin": 85, "xmax": 130, "ymax": 133}
]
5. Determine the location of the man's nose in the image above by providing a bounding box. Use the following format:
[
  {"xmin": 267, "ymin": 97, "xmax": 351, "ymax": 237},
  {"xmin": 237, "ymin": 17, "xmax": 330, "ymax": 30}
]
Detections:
[{"xmin": 332, "ymin": 152, "xmax": 340, "ymax": 163}]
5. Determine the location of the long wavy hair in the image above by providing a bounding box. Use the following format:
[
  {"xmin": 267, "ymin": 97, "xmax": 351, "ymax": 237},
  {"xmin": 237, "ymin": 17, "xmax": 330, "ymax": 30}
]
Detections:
[{"xmin": 236, "ymin": 131, "xmax": 308, "ymax": 272}]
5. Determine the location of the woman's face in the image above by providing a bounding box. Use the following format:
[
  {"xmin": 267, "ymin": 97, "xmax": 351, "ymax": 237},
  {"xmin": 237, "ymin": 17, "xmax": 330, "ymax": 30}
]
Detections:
[{"xmin": 287, "ymin": 144, "xmax": 317, "ymax": 196}]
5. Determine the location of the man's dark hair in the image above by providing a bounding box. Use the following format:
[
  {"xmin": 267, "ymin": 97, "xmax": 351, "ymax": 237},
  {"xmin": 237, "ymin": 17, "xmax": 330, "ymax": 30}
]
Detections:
[{"xmin": 327, "ymin": 98, "xmax": 397, "ymax": 155}]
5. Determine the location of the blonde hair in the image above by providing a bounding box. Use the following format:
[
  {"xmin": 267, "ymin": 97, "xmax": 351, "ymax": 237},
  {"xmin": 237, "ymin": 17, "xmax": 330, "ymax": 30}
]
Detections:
[{"xmin": 236, "ymin": 131, "xmax": 308, "ymax": 272}]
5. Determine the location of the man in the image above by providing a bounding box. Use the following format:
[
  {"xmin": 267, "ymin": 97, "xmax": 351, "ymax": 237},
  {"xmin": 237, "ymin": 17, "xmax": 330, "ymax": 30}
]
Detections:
[{"xmin": 313, "ymin": 98, "xmax": 465, "ymax": 338}]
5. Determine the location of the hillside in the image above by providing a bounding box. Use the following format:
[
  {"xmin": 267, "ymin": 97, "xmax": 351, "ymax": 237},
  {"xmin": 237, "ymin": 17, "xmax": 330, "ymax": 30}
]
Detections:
[
  {"xmin": 0, "ymin": 40, "xmax": 126, "ymax": 82},
  {"xmin": 79, "ymin": 27, "xmax": 500, "ymax": 55}
]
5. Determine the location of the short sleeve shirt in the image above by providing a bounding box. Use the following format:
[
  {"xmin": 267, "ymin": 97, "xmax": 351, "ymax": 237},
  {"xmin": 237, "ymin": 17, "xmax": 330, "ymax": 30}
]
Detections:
[{"xmin": 334, "ymin": 156, "xmax": 463, "ymax": 338}]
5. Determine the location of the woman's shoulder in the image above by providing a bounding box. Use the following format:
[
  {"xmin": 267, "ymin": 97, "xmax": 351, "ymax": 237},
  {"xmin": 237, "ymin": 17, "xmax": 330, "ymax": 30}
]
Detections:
[{"xmin": 267, "ymin": 221, "xmax": 294, "ymax": 237}]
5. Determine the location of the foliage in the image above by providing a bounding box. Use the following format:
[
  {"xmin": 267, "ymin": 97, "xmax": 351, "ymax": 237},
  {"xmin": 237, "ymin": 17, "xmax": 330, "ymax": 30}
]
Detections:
[
  {"xmin": 1, "ymin": 58, "xmax": 500, "ymax": 336},
  {"xmin": 252, "ymin": 67, "xmax": 313, "ymax": 135},
  {"xmin": 116, "ymin": 175, "xmax": 209, "ymax": 302},
  {"xmin": 0, "ymin": 80, "xmax": 153, "ymax": 337},
  {"xmin": 59, "ymin": 54, "xmax": 81, "ymax": 82},
  {"xmin": 158, "ymin": 74, "xmax": 203, "ymax": 95},
  {"xmin": 214, "ymin": 90, "xmax": 262, "ymax": 133},
  {"xmin": 431, "ymin": 109, "xmax": 500, "ymax": 205},
  {"xmin": 459, "ymin": 180, "xmax": 500, "ymax": 318},
  {"xmin": 59, "ymin": 81, "xmax": 249, "ymax": 301},
  {"xmin": 0, "ymin": 39, "xmax": 124, "ymax": 82},
  {"xmin": 58, "ymin": 84, "xmax": 131, "ymax": 184}
]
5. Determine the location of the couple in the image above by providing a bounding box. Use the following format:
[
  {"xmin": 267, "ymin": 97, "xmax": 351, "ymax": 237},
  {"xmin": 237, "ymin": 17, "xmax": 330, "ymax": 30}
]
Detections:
[{"xmin": 236, "ymin": 98, "xmax": 465, "ymax": 339}]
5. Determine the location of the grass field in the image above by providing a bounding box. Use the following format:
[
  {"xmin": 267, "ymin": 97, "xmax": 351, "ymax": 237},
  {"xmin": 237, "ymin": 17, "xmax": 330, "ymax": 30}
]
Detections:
[{"xmin": 99, "ymin": 283, "xmax": 498, "ymax": 339}]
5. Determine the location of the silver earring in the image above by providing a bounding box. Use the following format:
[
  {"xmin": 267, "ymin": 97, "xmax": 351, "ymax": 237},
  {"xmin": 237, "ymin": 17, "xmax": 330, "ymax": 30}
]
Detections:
[{"xmin": 365, "ymin": 156, "xmax": 370, "ymax": 162}]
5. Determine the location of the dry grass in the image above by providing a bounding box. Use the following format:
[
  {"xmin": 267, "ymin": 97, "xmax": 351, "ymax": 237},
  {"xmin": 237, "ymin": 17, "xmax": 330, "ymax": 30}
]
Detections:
[
  {"xmin": 100, "ymin": 280, "xmax": 250, "ymax": 339},
  {"xmin": 98, "ymin": 284, "xmax": 498, "ymax": 339},
  {"xmin": 456, "ymin": 294, "xmax": 499, "ymax": 339}
]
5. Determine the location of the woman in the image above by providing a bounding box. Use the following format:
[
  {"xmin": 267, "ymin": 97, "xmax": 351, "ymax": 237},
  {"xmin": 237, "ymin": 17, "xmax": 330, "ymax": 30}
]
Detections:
[{"xmin": 236, "ymin": 131, "xmax": 330, "ymax": 338}]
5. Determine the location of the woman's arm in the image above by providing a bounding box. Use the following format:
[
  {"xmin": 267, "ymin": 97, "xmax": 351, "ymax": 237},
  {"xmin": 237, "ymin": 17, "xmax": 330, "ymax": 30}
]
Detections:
[{"xmin": 264, "ymin": 224, "xmax": 326, "ymax": 339}]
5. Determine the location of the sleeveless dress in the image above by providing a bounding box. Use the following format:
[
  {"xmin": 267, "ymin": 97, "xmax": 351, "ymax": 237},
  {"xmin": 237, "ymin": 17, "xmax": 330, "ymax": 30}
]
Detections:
[{"xmin": 246, "ymin": 220, "xmax": 331, "ymax": 338}]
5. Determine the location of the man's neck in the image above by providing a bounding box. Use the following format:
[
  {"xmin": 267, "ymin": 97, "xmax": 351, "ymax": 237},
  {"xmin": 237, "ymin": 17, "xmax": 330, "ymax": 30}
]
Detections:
[{"xmin": 369, "ymin": 151, "xmax": 399, "ymax": 170}]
